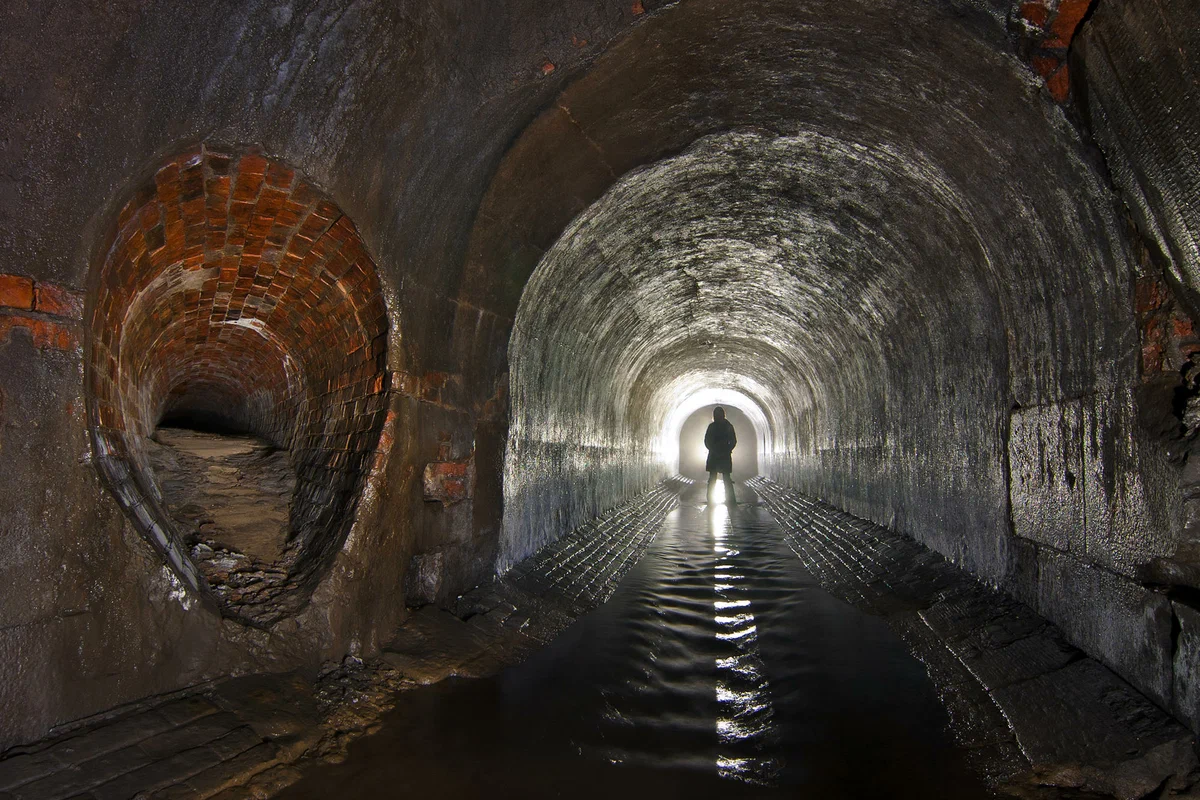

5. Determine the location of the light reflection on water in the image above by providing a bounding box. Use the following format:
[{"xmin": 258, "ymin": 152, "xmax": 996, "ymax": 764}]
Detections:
[
  {"xmin": 712, "ymin": 501, "xmax": 779, "ymax": 784},
  {"xmin": 279, "ymin": 483, "xmax": 992, "ymax": 800}
]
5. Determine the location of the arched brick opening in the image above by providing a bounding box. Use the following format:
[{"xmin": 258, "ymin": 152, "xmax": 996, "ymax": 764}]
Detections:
[{"xmin": 86, "ymin": 146, "xmax": 389, "ymax": 626}]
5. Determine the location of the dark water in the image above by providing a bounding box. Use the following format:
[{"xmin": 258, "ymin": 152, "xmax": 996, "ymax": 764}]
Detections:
[{"xmin": 282, "ymin": 484, "xmax": 991, "ymax": 799}]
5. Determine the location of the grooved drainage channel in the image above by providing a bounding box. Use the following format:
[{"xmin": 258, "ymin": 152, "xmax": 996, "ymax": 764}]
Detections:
[{"xmin": 281, "ymin": 483, "xmax": 988, "ymax": 798}]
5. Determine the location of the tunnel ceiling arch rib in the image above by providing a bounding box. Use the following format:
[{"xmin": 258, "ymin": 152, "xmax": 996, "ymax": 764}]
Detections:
[{"xmin": 493, "ymin": 0, "xmax": 1132, "ymax": 587}]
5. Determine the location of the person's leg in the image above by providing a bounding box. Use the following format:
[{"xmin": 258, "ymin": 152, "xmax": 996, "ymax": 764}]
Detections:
[
  {"xmin": 707, "ymin": 471, "xmax": 717, "ymax": 503},
  {"xmin": 723, "ymin": 471, "xmax": 736, "ymax": 505}
]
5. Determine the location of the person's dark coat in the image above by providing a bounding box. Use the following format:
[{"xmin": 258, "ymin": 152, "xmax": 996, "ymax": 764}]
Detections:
[{"xmin": 704, "ymin": 418, "xmax": 737, "ymax": 474}]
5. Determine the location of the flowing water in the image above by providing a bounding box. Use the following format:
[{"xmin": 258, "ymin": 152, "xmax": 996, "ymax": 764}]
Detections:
[{"xmin": 282, "ymin": 484, "xmax": 991, "ymax": 799}]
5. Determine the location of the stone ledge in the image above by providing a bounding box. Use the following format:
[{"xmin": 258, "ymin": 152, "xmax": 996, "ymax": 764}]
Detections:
[
  {"xmin": 0, "ymin": 478, "xmax": 691, "ymax": 800},
  {"xmin": 752, "ymin": 476, "xmax": 1200, "ymax": 800}
]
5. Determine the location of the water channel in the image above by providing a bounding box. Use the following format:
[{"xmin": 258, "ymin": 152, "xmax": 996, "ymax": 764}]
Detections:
[{"xmin": 281, "ymin": 483, "xmax": 990, "ymax": 798}]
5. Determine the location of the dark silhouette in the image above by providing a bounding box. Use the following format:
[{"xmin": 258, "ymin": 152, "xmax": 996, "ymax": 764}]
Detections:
[{"xmin": 704, "ymin": 406, "xmax": 737, "ymax": 505}]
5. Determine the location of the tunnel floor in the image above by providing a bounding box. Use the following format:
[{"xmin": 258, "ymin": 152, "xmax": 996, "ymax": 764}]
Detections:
[
  {"xmin": 278, "ymin": 483, "xmax": 989, "ymax": 799},
  {"xmin": 3, "ymin": 480, "xmax": 1195, "ymax": 798},
  {"xmin": 146, "ymin": 427, "xmax": 296, "ymax": 618}
]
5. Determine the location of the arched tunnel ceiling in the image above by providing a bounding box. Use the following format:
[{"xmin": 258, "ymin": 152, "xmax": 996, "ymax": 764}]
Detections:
[
  {"xmin": 511, "ymin": 124, "xmax": 1126, "ymax": 450},
  {"xmin": 463, "ymin": 0, "xmax": 1116, "ymax": 335},
  {"xmin": 498, "ymin": 0, "xmax": 1134, "ymax": 575}
]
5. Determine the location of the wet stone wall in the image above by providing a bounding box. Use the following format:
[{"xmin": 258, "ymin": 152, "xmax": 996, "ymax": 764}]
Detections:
[
  {"xmin": 3, "ymin": 0, "xmax": 1200, "ymax": 755},
  {"xmin": 483, "ymin": 0, "xmax": 1200, "ymax": 735}
]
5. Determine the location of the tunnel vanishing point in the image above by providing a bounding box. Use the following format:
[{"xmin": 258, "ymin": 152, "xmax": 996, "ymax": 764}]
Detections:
[{"xmin": 3, "ymin": 0, "xmax": 1200, "ymax": 796}]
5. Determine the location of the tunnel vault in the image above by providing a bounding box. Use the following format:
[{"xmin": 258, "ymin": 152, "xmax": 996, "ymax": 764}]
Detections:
[
  {"xmin": 86, "ymin": 146, "xmax": 389, "ymax": 626},
  {"xmin": 481, "ymin": 0, "xmax": 1196, "ymax": 729},
  {"xmin": 485, "ymin": 0, "xmax": 1132, "ymax": 570}
]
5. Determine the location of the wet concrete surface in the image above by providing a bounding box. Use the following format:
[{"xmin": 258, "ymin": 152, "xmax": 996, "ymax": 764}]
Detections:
[
  {"xmin": 279, "ymin": 483, "xmax": 989, "ymax": 798},
  {"xmin": 146, "ymin": 426, "xmax": 300, "ymax": 624},
  {"xmin": 148, "ymin": 427, "xmax": 295, "ymax": 563}
]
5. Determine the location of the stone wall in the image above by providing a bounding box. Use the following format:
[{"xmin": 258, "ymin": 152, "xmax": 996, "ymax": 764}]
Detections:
[{"xmin": 2, "ymin": 0, "xmax": 1200, "ymax": 751}]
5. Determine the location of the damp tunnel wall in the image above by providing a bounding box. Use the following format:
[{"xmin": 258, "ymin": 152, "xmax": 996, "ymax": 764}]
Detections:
[
  {"xmin": 4, "ymin": 0, "xmax": 1200, "ymax": 752},
  {"xmin": 485, "ymin": 0, "xmax": 1195, "ymax": 725}
]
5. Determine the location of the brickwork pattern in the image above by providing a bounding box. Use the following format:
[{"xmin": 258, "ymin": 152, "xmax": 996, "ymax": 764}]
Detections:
[
  {"xmin": 752, "ymin": 477, "xmax": 1198, "ymax": 795},
  {"xmin": 0, "ymin": 694, "xmax": 281, "ymax": 800},
  {"xmin": 86, "ymin": 146, "xmax": 390, "ymax": 621},
  {"xmin": 501, "ymin": 478, "xmax": 687, "ymax": 613},
  {"xmin": 754, "ymin": 479, "xmax": 963, "ymax": 614},
  {"xmin": 0, "ymin": 274, "xmax": 83, "ymax": 351}
]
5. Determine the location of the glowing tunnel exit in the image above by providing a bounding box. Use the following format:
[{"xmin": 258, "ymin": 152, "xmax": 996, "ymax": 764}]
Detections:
[
  {"xmin": 678, "ymin": 406, "xmax": 758, "ymax": 480},
  {"xmin": 654, "ymin": 384, "xmax": 773, "ymax": 480}
]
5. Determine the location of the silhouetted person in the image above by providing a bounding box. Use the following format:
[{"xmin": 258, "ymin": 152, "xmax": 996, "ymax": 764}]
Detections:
[{"xmin": 704, "ymin": 406, "xmax": 737, "ymax": 505}]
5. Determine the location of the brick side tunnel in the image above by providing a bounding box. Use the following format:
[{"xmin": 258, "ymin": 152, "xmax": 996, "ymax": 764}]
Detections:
[{"xmin": 86, "ymin": 147, "xmax": 389, "ymax": 624}]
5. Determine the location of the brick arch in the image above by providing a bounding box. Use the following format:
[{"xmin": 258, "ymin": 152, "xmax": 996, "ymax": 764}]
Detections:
[{"xmin": 86, "ymin": 145, "xmax": 389, "ymax": 625}]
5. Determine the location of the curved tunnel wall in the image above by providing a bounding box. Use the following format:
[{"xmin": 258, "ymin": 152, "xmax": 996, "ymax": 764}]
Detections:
[
  {"xmin": 501, "ymin": 125, "xmax": 1139, "ymax": 578},
  {"xmin": 86, "ymin": 146, "xmax": 390, "ymax": 620},
  {"xmin": 486, "ymin": 0, "xmax": 1194, "ymax": 718}
]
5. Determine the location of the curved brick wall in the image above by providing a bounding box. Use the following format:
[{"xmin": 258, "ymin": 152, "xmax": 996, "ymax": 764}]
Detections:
[{"xmin": 86, "ymin": 146, "xmax": 389, "ymax": 620}]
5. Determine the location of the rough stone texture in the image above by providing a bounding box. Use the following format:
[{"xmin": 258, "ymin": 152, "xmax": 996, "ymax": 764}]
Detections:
[
  {"xmin": 754, "ymin": 478, "xmax": 1200, "ymax": 798},
  {"xmin": 0, "ymin": 479, "xmax": 685, "ymax": 799},
  {"xmin": 0, "ymin": 689, "xmax": 290, "ymax": 800},
  {"xmin": 1172, "ymin": 599, "xmax": 1200, "ymax": 734},
  {"xmin": 1, "ymin": 0, "xmax": 1199, "ymax": 760},
  {"xmin": 1075, "ymin": 0, "xmax": 1200, "ymax": 314},
  {"xmin": 421, "ymin": 458, "xmax": 474, "ymax": 506},
  {"xmin": 146, "ymin": 430, "xmax": 298, "ymax": 626}
]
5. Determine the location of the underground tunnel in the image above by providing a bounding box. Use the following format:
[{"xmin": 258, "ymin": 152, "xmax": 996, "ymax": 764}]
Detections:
[{"xmin": 2, "ymin": 0, "xmax": 1200, "ymax": 797}]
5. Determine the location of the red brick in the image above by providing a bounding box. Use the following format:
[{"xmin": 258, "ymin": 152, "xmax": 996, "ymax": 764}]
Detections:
[
  {"xmin": 34, "ymin": 283, "xmax": 85, "ymax": 319},
  {"xmin": 89, "ymin": 146, "xmax": 391, "ymax": 595},
  {"xmin": 0, "ymin": 315, "xmax": 78, "ymax": 350},
  {"xmin": 1031, "ymin": 55, "xmax": 1060, "ymax": 79},
  {"xmin": 0, "ymin": 274, "xmax": 34, "ymax": 310},
  {"xmin": 1142, "ymin": 342, "xmax": 1164, "ymax": 375},
  {"xmin": 1136, "ymin": 277, "xmax": 1164, "ymax": 314},
  {"xmin": 238, "ymin": 153, "xmax": 269, "ymax": 176},
  {"xmin": 1046, "ymin": 65, "xmax": 1071, "ymax": 103},
  {"xmin": 1020, "ymin": 1, "xmax": 1050, "ymax": 28},
  {"xmin": 1049, "ymin": 0, "xmax": 1092, "ymax": 45},
  {"xmin": 422, "ymin": 459, "xmax": 474, "ymax": 505}
]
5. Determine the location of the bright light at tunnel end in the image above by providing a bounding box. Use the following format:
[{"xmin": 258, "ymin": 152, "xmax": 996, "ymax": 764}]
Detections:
[{"xmin": 656, "ymin": 384, "xmax": 773, "ymax": 471}]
